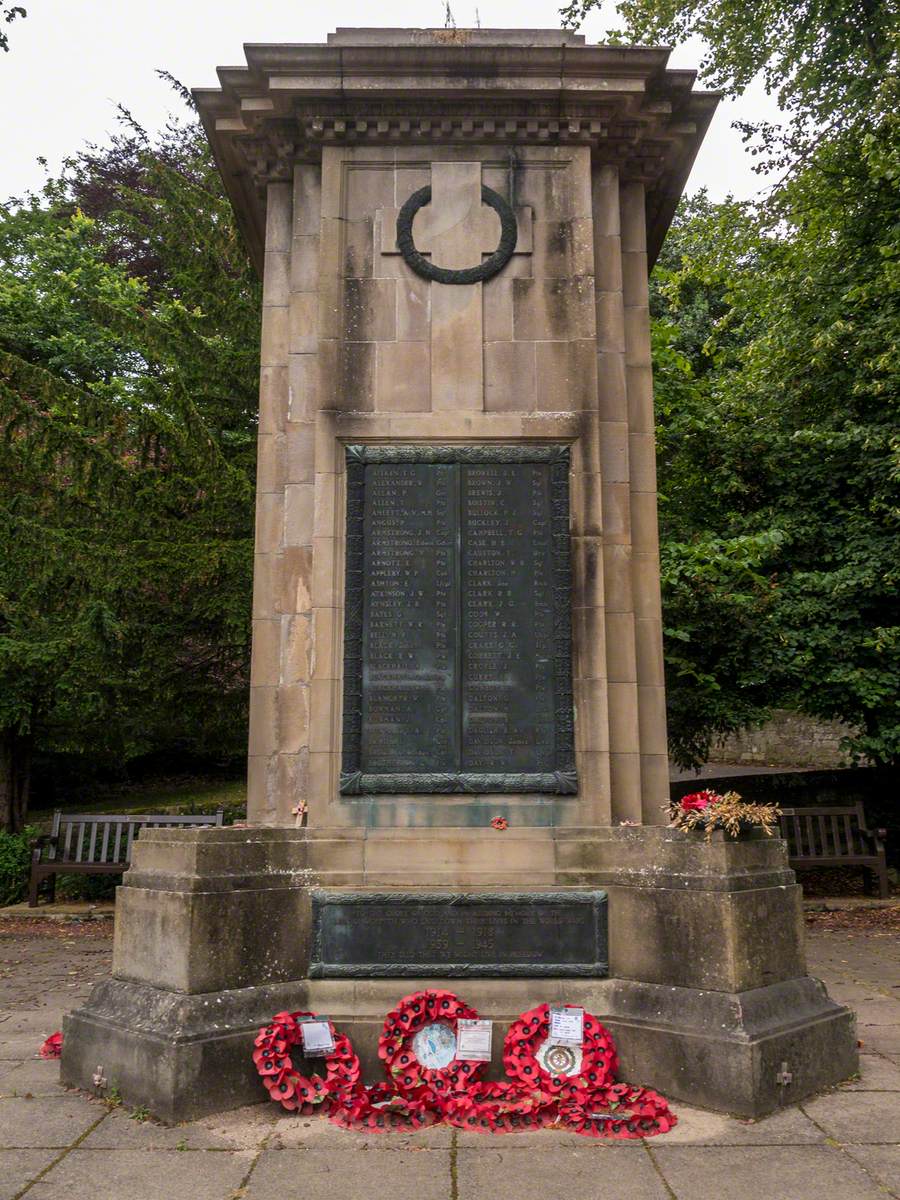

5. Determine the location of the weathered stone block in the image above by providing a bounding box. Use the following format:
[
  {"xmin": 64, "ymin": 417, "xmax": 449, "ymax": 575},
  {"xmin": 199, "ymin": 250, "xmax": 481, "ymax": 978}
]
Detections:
[
  {"xmin": 343, "ymin": 278, "xmax": 397, "ymax": 342},
  {"xmin": 608, "ymin": 881, "xmax": 805, "ymax": 992},
  {"xmin": 375, "ymin": 341, "xmax": 430, "ymax": 411},
  {"xmin": 484, "ymin": 341, "xmax": 535, "ymax": 411}
]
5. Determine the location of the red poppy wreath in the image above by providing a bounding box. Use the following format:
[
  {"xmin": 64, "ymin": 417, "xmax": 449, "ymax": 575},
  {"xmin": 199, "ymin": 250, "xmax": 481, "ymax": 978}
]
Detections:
[
  {"xmin": 442, "ymin": 1079, "xmax": 557, "ymax": 1133},
  {"xmin": 378, "ymin": 989, "xmax": 484, "ymax": 1103},
  {"xmin": 558, "ymin": 1082, "xmax": 677, "ymax": 1139},
  {"xmin": 503, "ymin": 1003, "xmax": 618, "ymax": 1098},
  {"xmin": 329, "ymin": 1081, "xmax": 437, "ymax": 1132},
  {"xmin": 253, "ymin": 1010, "xmax": 360, "ymax": 1113}
]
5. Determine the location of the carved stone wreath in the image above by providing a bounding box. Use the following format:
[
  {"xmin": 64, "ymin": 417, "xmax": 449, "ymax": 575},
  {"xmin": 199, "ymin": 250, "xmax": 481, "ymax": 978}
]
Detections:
[{"xmin": 395, "ymin": 184, "xmax": 518, "ymax": 284}]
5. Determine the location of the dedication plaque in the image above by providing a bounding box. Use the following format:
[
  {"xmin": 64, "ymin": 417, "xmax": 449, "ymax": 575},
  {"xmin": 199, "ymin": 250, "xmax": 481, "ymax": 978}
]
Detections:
[
  {"xmin": 340, "ymin": 445, "xmax": 576, "ymax": 794},
  {"xmin": 310, "ymin": 890, "xmax": 608, "ymax": 978}
]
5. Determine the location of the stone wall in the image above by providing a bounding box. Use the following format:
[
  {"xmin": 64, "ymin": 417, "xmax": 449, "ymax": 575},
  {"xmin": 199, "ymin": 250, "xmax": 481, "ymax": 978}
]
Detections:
[{"xmin": 708, "ymin": 710, "xmax": 856, "ymax": 769}]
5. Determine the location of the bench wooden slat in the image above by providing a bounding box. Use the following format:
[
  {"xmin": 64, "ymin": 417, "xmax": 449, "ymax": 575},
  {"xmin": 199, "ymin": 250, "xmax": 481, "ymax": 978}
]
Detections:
[
  {"xmin": 791, "ymin": 813, "xmax": 802, "ymax": 856},
  {"xmin": 48, "ymin": 811, "xmax": 61, "ymax": 862},
  {"xmin": 779, "ymin": 804, "xmax": 889, "ymax": 900},
  {"xmin": 29, "ymin": 808, "xmax": 229, "ymax": 906}
]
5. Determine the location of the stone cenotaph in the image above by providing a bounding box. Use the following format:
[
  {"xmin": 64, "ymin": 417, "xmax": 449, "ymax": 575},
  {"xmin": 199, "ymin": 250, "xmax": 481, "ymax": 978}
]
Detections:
[{"xmin": 62, "ymin": 28, "xmax": 857, "ymax": 1122}]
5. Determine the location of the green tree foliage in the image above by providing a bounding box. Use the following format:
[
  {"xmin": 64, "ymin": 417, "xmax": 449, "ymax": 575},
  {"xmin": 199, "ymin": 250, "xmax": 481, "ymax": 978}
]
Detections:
[
  {"xmin": 650, "ymin": 199, "xmax": 790, "ymax": 765},
  {"xmin": 653, "ymin": 178, "xmax": 899, "ymax": 767},
  {"xmin": 561, "ymin": 0, "xmax": 897, "ymax": 165},
  {"xmin": 564, "ymin": 2, "xmax": 899, "ymax": 766},
  {"xmin": 0, "ymin": 101, "xmax": 260, "ymax": 829}
]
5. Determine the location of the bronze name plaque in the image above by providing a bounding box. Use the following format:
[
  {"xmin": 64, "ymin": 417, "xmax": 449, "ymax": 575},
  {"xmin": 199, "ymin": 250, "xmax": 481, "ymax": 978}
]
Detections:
[
  {"xmin": 310, "ymin": 891, "xmax": 608, "ymax": 978},
  {"xmin": 341, "ymin": 446, "xmax": 575, "ymax": 794}
]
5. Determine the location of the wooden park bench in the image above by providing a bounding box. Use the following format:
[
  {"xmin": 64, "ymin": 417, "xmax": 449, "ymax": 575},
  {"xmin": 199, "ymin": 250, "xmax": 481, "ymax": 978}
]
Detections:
[
  {"xmin": 28, "ymin": 809, "xmax": 225, "ymax": 907},
  {"xmin": 779, "ymin": 804, "xmax": 890, "ymax": 899}
]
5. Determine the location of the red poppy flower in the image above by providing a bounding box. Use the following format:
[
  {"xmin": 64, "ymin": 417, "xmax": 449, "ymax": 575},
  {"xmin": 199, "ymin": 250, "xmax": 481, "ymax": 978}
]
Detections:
[
  {"xmin": 39, "ymin": 1032, "xmax": 63, "ymax": 1060},
  {"xmin": 680, "ymin": 790, "xmax": 719, "ymax": 812},
  {"xmin": 490, "ymin": 816, "xmax": 508, "ymax": 830}
]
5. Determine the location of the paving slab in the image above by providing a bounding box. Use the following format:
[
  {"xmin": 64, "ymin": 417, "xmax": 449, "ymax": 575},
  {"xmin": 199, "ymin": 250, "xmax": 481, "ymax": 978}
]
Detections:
[
  {"xmin": 454, "ymin": 1127, "xmax": 625, "ymax": 1148},
  {"xmin": 852, "ymin": 998, "xmax": 900, "ymax": 1027},
  {"xmin": 27, "ymin": 1148, "xmax": 253, "ymax": 1200},
  {"xmin": 650, "ymin": 1144, "xmax": 890, "ymax": 1200},
  {"xmin": 456, "ymin": 1144, "xmax": 670, "ymax": 1200},
  {"xmin": 0, "ymin": 1058, "xmax": 24, "ymax": 1084},
  {"xmin": 802, "ymin": 1089, "xmax": 900, "ymax": 1144},
  {"xmin": 0, "ymin": 1033, "xmax": 48, "ymax": 1060},
  {"xmin": 0, "ymin": 1096, "xmax": 105, "ymax": 1147},
  {"xmin": 842, "ymin": 1052, "xmax": 900, "ymax": 1091},
  {"xmin": 266, "ymin": 1112, "xmax": 453, "ymax": 1149},
  {"xmin": 245, "ymin": 1146, "xmax": 452, "ymax": 1200},
  {"xmin": 651, "ymin": 1102, "xmax": 825, "ymax": 1146},
  {"xmin": 806, "ymin": 929, "xmax": 900, "ymax": 991},
  {"xmin": 865, "ymin": 1029, "xmax": 900, "ymax": 1057},
  {"xmin": 0, "ymin": 1009, "xmax": 71, "ymax": 1036},
  {"xmin": 79, "ymin": 1106, "xmax": 267, "ymax": 1150},
  {"xmin": 0, "ymin": 1149, "xmax": 60, "ymax": 1200},
  {"xmin": 0, "ymin": 1057, "xmax": 66, "ymax": 1097},
  {"xmin": 190, "ymin": 1103, "xmax": 280, "ymax": 1151},
  {"xmin": 843, "ymin": 1144, "xmax": 900, "ymax": 1194}
]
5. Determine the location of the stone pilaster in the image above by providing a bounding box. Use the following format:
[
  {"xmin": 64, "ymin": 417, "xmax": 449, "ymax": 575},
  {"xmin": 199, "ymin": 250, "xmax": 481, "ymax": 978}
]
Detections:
[
  {"xmin": 248, "ymin": 181, "xmax": 293, "ymax": 825},
  {"xmin": 621, "ymin": 180, "xmax": 669, "ymax": 822},
  {"xmin": 591, "ymin": 165, "xmax": 640, "ymax": 823}
]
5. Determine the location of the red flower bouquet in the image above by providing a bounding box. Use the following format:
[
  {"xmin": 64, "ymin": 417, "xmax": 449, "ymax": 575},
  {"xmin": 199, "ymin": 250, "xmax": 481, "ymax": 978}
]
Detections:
[
  {"xmin": 679, "ymin": 790, "xmax": 717, "ymax": 812},
  {"xmin": 39, "ymin": 1031, "xmax": 63, "ymax": 1060},
  {"xmin": 667, "ymin": 789, "xmax": 781, "ymax": 840}
]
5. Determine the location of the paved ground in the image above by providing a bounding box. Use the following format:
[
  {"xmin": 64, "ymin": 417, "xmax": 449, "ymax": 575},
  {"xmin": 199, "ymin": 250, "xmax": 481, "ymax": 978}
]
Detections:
[{"xmin": 1, "ymin": 918, "xmax": 898, "ymax": 1200}]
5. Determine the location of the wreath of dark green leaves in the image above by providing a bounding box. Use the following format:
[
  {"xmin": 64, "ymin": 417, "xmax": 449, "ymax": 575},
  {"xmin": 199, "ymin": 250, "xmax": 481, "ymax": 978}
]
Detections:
[{"xmin": 395, "ymin": 184, "xmax": 518, "ymax": 284}]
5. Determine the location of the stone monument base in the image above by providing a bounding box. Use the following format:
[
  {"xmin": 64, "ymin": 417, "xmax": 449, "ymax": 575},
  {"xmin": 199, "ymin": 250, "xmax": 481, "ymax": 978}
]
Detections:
[
  {"xmin": 62, "ymin": 825, "xmax": 857, "ymax": 1122},
  {"xmin": 63, "ymin": 972, "xmax": 854, "ymax": 1123}
]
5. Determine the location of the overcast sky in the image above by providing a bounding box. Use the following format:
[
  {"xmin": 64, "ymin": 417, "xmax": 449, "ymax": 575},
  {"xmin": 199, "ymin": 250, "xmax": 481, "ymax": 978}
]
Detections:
[{"xmin": 0, "ymin": 0, "xmax": 782, "ymax": 202}]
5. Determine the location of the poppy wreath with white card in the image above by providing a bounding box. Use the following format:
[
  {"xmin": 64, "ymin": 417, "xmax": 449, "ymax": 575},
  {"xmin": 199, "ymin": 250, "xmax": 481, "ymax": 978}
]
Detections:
[
  {"xmin": 377, "ymin": 989, "xmax": 484, "ymax": 1101},
  {"xmin": 502, "ymin": 1003, "xmax": 618, "ymax": 1098},
  {"xmin": 252, "ymin": 1010, "xmax": 361, "ymax": 1113}
]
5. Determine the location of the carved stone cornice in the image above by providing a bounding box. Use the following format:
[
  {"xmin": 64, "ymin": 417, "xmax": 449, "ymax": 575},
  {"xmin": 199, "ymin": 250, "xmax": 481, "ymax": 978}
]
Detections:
[{"xmin": 193, "ymin": 28, "xmax": 718, "ymax": 273}]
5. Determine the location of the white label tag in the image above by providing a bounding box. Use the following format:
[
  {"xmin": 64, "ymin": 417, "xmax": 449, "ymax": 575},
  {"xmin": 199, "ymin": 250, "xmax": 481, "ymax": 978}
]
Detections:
[
  {"xmin": 456, "ymin": 1018, "xmax": 493, "ymax": 1062},
  {"xmin": 300, "ymin": 1019, "xmax": 335, "ymax": 1056},
  {"xmin": 548, "ymin": 1007, "xmax": 584, "ymax": 1046}
]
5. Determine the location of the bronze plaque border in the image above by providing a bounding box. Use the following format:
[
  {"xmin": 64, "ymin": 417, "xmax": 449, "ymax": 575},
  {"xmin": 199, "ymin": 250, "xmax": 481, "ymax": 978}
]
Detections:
[{"xmin": 340, "ymin": 444, "xmax": 576, "ymax": 796}]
